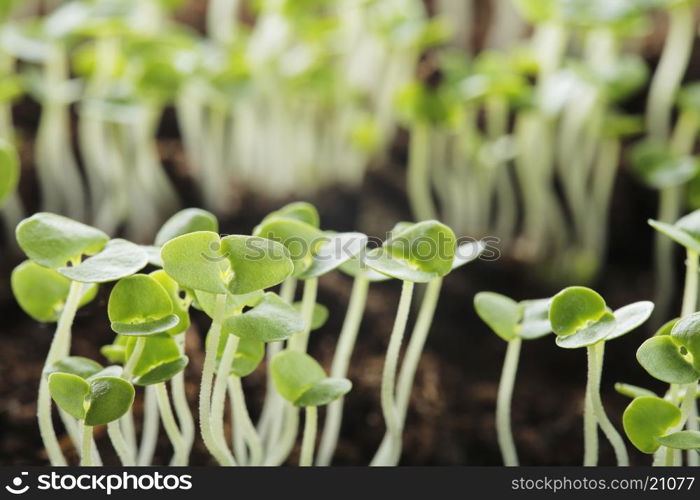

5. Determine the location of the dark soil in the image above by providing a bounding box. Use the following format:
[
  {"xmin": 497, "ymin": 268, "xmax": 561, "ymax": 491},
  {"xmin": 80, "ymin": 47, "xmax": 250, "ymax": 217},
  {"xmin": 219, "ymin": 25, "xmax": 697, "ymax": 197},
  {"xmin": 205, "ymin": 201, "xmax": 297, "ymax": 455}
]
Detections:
[{"xmin": 0, "ymin": 1, "xmax": 691, "ymax": 467}]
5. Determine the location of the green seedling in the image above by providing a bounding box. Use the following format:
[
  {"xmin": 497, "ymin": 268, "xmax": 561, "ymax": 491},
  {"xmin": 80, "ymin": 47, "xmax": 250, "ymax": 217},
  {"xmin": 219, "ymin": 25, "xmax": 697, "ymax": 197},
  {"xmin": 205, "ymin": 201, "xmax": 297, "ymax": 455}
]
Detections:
[
  {"xmin": 367, "ymin": 220, "xmax": 457, "ymax": 466},
  {"xmin": 474, "ymin": 292, "xmax": 551, "ymax": 466},
  {"xmin": 13, "ymin": 212, "xmax": 146, "ymax": 466},
  {"xmin": 549, "ymin": 286, "xmax": 654, "ymax": 466},
  {"xmin": 635, "ymin": 312, "xmax": 700, "ymax": 465},
  {"xmin": 161, "ymin": 229, "xmax": 292, "ymax": 465},
  {"xmin": 270, "ymin": 350, "xmax": 351, "ymax": 466},
  {"xmin": 47, "ymin": 361, "xmax": 135, "ymax": 466}
]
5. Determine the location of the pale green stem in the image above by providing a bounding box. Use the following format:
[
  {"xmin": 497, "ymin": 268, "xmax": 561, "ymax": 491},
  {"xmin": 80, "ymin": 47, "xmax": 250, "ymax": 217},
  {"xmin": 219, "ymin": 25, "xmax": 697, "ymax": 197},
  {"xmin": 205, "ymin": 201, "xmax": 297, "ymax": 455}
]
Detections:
[
  {"xmin": 584, "ymin": 345, "xmax": 599, "ymax": 466},
  {"xmin": 229, "ymin": 375, "xmax": 263, "ymax": 466},
  {"xmin": 590, "ymin": 342, "xmax": 629, "ymax": 466},
  {"xmin": 258, "ymin": 278, "xmax": 296, "ymax": 443},
  {"xmin": 171, "ymin": 371, "xmax": 194, "ymax": 462},
  {"xmin": 137, "ymin": 385, "xmax": 160, "ymax": 466},
  {"xmin": 687, "ymin": 389, "xmax": 699, "ymax": 466},
  {"xmin": 38, "ymin": 279, "xmax": 83, "ymax": 466},
  {"xmin": 264, "ymin": 403, "xmax": 298, "ymax": 466},
  {"xmin": 373, "ymin": 277, "xmax": 443, "ymax": 465},
  {"xmin": 407, "ymin": 123, "xmax": 435, "ymax": 222},
  {"xmin": 289, "ymin": 278, "xmax": 318, "ymax": 352},
  {"xmin": 300, "ymin": 406, "xmax": 318, "ymax": 467},
  {"xmin": 155, "ymin": 382, "xmax": 187, "ymax": 466},
  {"xmin": 316, "ymin": 276, "xmax": 369, "ymax": 466},
  {"xmin": 653, "ymin": 186, "xmax": 682, "ymax": 324},
  {"xmin": 681, "ymin": 250, "xmax": 699, "ymax": 318},
  {"xmin": 210, "ymin": 334, "xmax": 240, "ymax": 465},
  {"xmin": 665, "ymin": 382, "xmax": 698, "ymax": 466},
  {"xmin": 122, "ymin": 337, "xmax": 145, "ymax": 381},
  {"xmin": 497, "ymin": 338, "xmax": 522, "ymax": 466},
  {"xmin": 80, "ymin": 423, "xmax": 93, "ymax": 467},
  {"xmin": 199, "ymin": 293, "xmax": 236, "ymax": 466},
  {"xmin": 107, "ymin": 421, "xmax": 135, "ymax": 466},
  {"xmin": 58, "ymin": 409, "xmax": 102, "ymax": 465},
  {"xmin": 370, "ymin": 280, "xmax": 414, "ymax": 466}
]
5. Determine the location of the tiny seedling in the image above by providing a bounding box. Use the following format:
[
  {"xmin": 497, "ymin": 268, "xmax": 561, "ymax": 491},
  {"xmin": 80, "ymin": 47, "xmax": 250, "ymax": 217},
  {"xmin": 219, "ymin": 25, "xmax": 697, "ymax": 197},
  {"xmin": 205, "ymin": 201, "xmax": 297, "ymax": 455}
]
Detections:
[
  {"xmin": 47, "ymin": 360, "xmax": 134, "ymax": 466},
  {"xmin": 549, "ymin": 286, "xmax": 654, "ymax": 466},
  {"xmin": 474, "ymin": 292, "xmax": 551, "ymax": 465},
  {"xmin": 270, "ymin": 350, "xmax": 352, "ymax": 466}
]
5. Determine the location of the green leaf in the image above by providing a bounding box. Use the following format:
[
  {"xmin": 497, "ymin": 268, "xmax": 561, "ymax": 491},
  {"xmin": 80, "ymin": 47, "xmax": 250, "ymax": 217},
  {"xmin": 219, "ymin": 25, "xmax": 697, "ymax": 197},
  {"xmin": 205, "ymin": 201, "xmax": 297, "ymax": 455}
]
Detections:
[
  {"xmin": 194, "ymin": 289, "xmax": 263, "ymax": 319},
  {"xmin": 11, "ymin": 260, "xmax": 97, "ymax": 322},
  {"xmin": 100, "ymin": 344, "xmax": 126, "ymax": 364},
  {"xmin": 84, "ymin": 376, "xmax": 135, "ymax": 426},
  {"xmin": 655, "ymin": 318, "xmax": 679, "ymax": 336},
  {"xmin": 648, "ymin": 218, "xmax": 700, "ymax": 253},
  {"xmin": 217, "ymin": 337, "xmax": 264, "ymax": 378},
  {"xmin": 150, "ymin": 270, "xmax": 190, "ymax": 335},
  {"xmin": 636, "ymin": 335, "xmax": 700, "ymax": 384},
  {"xmin": 474, "ymin": 292, "xmax": 520, "ymax": 342},
  {"xmin": 294, "ymin": 302, "xmax": 329, "ymax": 330},
  {"xmin": 631, "ymin": 140, "xmax": 698, "ymax": 189},
  {"xmin": 223, "ymin": 293, "xmax": 305, "ymax": 342},
  {"xmin": 161, "ymin": 231, "xmax": 230, "ymax": 294},
  {"xmin": 518, "ymin": 298, "xmax": 552, "ymax": 340},
  {"xmin": 549, "ymin": 286, "xmax": 608, "ymax": 337},
  {"xmin": 141, "ymin": 245, "xmax": 163, "ymax": 267},
  {"xmin": 45, "ymin": 356, "xmax": 103, "ymax": 379},
  {"xmin": 0, "ymin": 138, "xmax": 19, "ymax": 205},
  {"xmin": 656, "ymin": 430, "xmax": 700, "ymax": 450},
  {"xmin": 670, "ymin": 312, "xmax": 700, "ymax": 372},
  {"xmin": 16, "ymin": 212, "xmax": 109, "ymax": 268},
  {"xmin": 220, "ymin": 235, "xmax": 294, "ymax": 294},
  {"xmin": 125, "ymin": 334, "xmax": 182, "ymax": 379},
  {"xmin": 108, "ymin": 275, "xmax": 179, "ymax": 336},
  {"xmin": 58, "ymin": 239, "xmax": 148, "ymax": 283},
  {"xmin": 295, "ymin": 378, "xmax": 352, "ymax": 407},
  {"xmin": 155, "ymin": 208, "xmax": 218, "ymax": 246},
  {"xmin": 614, "ymin": 383, "xmax": 657, "ymax": 399},
  {"xmin": 270, "ymin": 350, "xmax": 326, "ymax": 404},
  {"xmin": 338, "ymin": 256, "xmax": 392, "ymax": 282},
  {"xmin": 363, "ymin": 248, "xmax": 437, "ymax": 282},
  {"xmin": 133, "ymin": 356, "xmax": 188, "ymax": 386},
  {"xmin": 298, "ymin": 232, "xmax": 368, "ymax": 279},
  {"xmin": 555, "ymin": 312, "xmax": 617, "ymax": 349},
  {"xmin": 253, "ymin": 216, "xmax": 326, "ymax": 276},
  {"xmin": 606, "ymin": 301, "xmax": 654, "ymax": 340},
  {"xmin": 261, "ymin": 202, "xmax": 320, "ymax": 228},
  {"xmin": 623, "ymin": 396, "xmax": 682, "ymax": 454},
  {"xmin": 372, "ymin": 221, "xmax": 457, "ymax": 281},
  {"xmin": 88, "ymin": 366, "xmax": 123, "ymax": 380},
  {"xmin": 48, "ymin": 372, "xmax": 89, "ymax": 420}
]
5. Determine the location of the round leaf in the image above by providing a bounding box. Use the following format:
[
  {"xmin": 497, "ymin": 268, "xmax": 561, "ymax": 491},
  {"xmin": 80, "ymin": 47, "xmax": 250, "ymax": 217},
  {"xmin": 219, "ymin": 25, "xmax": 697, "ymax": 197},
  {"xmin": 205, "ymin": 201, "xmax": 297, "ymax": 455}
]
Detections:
[
  {"xmin": 670, "ymin": 312, "xmax": 700, "ymax": 372},
  {"xmin": 294, "ymin": 302, "xmax": 329, "ymax": 330},
  {"xmin": 656, "ymin": 430, "xmax": 700, "ymax": 450},
  {"xmin": 636, "ymin": 335, "xmax": 700, "ymax": 384},
  {"xmin": 48, "ymin": 372, "xmax": 89, "ymax": 420},
  {"xmin": 84, "ymin": 376, "xmax": 135, "ymax": 426},
  {"xmin": 220, "ymin": 235, "xmax": 294, "ymax": 295},
  {"xmin": 108, "ymin": 275, "xmax": 179, "ymax": 336},
  {"xmin": 260, "ymin": 202, "xmax": 320, "ymax": 228},
  {"xmin": 133, "ymin": 356, "xmax": 189, "ymax": 386},
  {"xmin": 223, "ymin": 292, "xmax": 305, "ymax": 342},
  {"xmin": 45, "ymin": 356, "xmax": 103, "ymax": 379},
  {"xmin": 155, "ymin": 208, "xmax": 218, "ymax": 246},
  {"xmin": 549, "ymin": 286, "xmax": 608, "ymax": 337},
  {"xmin": 125, "ymin": 334, "xmax": 182, "ymax": 379},
  {"xmin": 295, "ymin": 378, "xmax": 352, "ymax": 407},
  {"xmin": 58, "ymin": 239, "xmax": 148, "ymax": 283},
  {"xmin": 623, "ymin": 396, "xmax": 682, "ymax": 454},
  {"xmin": 217, "ymin": 337, "xmax": 264, "ymax": 378},
  {"xmin": 474, "ymin": 292, "xmax": 520, "ymax": 341},
  {"xmin": 518, "ymin": 298, "xmax": 552, "ymax": 340},
  {"xmin": 270, "ymin": 350, "xmax": 326, "ymax": 404},
  {"xmin": 161, "ymin": 231, "xmax": 229, "ymax": 294},
  {"xmin": 11, "ymin": 260, "xmax": 97, "ymax": 322},
  {"xmin": 16, "ymin": 212, "xmax": 109, "ymax": 268},
  {"xmin": 606, "ymin": 301, "xmax": 654, "ymax": 340},
  {"xmin": 253, "ymin": 216, "xmax": 326, "ymax": 276}
]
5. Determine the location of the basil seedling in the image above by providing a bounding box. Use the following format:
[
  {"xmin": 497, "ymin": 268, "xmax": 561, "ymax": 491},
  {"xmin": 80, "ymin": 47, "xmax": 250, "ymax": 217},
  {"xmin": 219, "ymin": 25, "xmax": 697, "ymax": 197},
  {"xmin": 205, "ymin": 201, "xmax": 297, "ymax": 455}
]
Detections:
[
  {"xmin": 549, "ymin": 286, "xmax": 653, "ymax": 466},
  {"xmin": 474, "ymin": 292, "xmax": 551, "ymax": 465}
]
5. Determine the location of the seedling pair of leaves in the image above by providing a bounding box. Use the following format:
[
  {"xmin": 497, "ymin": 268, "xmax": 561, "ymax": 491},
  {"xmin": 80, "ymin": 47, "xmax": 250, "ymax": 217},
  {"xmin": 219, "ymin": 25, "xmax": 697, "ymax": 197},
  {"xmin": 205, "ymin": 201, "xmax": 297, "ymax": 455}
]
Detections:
[
  {"xmin": 47, "ymin": 357, "xmax": 134, "ymax": 426},
  {"xmin": 474, "ymin": 292, "xmax": 552, "ymax": 342},
  {"xmin": 549, "ymin": 287, "xmax": 654, "ymax": 349}
]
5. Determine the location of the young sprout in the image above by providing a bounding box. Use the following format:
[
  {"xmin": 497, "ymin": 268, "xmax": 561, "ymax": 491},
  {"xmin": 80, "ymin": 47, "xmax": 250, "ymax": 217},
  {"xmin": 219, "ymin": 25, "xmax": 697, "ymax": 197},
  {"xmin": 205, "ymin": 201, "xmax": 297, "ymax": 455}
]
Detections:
[
  {"xmin": 365, "ymin": 220, "xmax": 457, "ymax": 466},
  {"xmin": 270, "ymin": 350, "xmax": 352, "ymax": 466},
  {"xmin": 47, "ymin": 362, "xmax": 134, "ymax": 466},
  {"xmin": 161, "ymin": 230, "xmax": 293, "ymax": 465},
  {"xmin": 549, "ymin": 286, "xmax": 654, "ymax": 466},
  {"xmin": 14, "ymin": 212, "xmax": 147, "ymax": 465},
  {"xmin": 635, "ymin": 312, "xmax": 700, "ymax": 465},
  {"xmin": 474, "ymin": 292, "xmax": 551, "ymax": 465}
]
